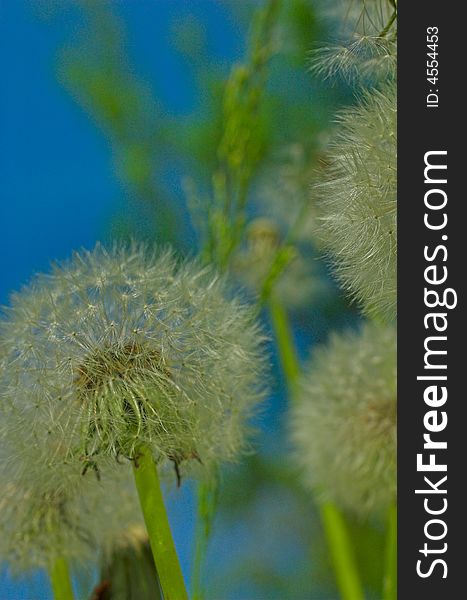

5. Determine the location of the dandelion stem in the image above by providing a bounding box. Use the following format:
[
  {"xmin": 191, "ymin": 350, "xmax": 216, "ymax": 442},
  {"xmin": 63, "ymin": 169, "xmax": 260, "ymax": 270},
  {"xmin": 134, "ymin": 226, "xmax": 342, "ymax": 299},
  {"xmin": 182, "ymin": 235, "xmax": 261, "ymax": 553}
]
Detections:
[
  {"xmin": 383, "ymin": 503, "xmax": 397, "ymax": 600},
  {"xmin": 320, "ymin": 502, "xmax": 365, "ymax": 600},
  {"xmin": 268, "ymin": 295, "xmax": 300, "ymax": 392},
  {"xmin": 133, "ymin": 444, "xmax": 189, "ymax": 600},
  {"xmin": 49, "ymin": 557, "xmax": 74, "ymax": 600},
  {"xmin": 268, "ymin": 297, "xmax": 365, "ymax": 600},
  {"xmin": 379, "ymin": 9, "xmax": 397, "ymax": 38}
]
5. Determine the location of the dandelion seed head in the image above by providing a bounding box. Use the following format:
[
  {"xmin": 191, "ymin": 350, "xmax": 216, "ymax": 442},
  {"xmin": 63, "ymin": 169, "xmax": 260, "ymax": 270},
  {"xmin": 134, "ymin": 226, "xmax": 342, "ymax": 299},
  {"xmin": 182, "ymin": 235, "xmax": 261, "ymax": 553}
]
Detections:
[
  {"xmin": 316, "ymin": 82, "xmax": 396, "ymax": 321},
  {"xmin": 0, "ymin": 243, "xmax": 267, "ymax": 485},
  {"xmin": 311, "ymin": 0, "xmax": 397, "ymax": 83},
  {"xmin": 291, "ymin": 322, "xmax": 396, "ymax": 517}
]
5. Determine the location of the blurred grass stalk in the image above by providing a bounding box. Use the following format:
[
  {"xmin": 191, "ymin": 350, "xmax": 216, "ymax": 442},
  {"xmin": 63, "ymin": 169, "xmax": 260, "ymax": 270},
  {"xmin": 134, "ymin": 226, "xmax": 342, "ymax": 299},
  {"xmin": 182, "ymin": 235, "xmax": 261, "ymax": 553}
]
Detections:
[
  {"xmin": 268, "ymin": 295, "xmax": 365, "ymax": 600},
  {"xmin": 200, "ymin": 0, "xmax": 281, "ymax": 270},
  {"xmin": 192, "ymin": 475, "xmax": 219, "ymax": 600},
  {"xmin": 49, "ymin": 557, "xmax": 75, "ymax": 600},
  {"xmin": 192, "ymin": 3, "xmax": 282, "ymax": 596}
]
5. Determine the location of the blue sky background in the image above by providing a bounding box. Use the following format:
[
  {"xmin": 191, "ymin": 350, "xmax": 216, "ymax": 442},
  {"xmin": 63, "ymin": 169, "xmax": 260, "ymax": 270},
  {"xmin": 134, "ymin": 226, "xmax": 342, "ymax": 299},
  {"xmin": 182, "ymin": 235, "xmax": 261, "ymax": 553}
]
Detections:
[{"xmin": 1, "ymin": 0, "xmax": 244, "ymax": 301}]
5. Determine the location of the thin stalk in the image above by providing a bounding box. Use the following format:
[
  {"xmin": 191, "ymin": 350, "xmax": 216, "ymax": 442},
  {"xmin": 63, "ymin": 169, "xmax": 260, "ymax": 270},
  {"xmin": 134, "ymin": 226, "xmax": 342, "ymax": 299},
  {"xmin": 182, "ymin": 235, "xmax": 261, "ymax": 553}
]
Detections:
[
  {"xmin": 383, "ymin": 503, "xmax": 397, "ymax": 600},
  {"xmin": 320, "ymin": 502, "xmax": 365, "ymax": 600},
  {"xmin": 49, "ymin": 557, "xmax": 74, "ymax": 600},
  {"xmin": 379, "ymin": 9, "xmax": 397, "ymax": 38},
  {"xmin": 192, "ymin": 475, "xmax": 218, "ymax": 600},
  {"xmin": 133, "ymin": 444, "xmax": 189, "ymax": 600},
  {"xmin": 268, "ymin": 295, "xmax": 300, "ymax": 392},
  {"xmin": 268, "ymin": 297, "xmax": 365, "ymax": 600}
]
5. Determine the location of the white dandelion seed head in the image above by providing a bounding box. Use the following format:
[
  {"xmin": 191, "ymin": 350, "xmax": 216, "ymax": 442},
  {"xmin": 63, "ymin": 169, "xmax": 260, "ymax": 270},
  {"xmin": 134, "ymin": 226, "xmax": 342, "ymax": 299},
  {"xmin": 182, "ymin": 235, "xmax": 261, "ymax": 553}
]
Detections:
[
  {"xmin": 322, "ymin": 0, "xmax": 396, "ymax": 33},
  {"xmin": 311, "ymin": 0, "xmax": 397, "ymax": 83},
  {"xmin": 0, "ymin": 243, "xmax": 267, "ymax": 486},
  {"xmin": 291, "ymin": 322, "xmax": 396, "ymax": 517},
  {"xmin": 316, "ymin": 81, "xmax": 396, "ymax": 321}
]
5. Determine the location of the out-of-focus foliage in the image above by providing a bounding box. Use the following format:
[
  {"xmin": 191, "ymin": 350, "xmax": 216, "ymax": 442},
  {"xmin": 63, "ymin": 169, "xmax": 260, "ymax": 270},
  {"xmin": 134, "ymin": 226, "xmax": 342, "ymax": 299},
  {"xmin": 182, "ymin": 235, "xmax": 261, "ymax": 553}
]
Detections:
[
  {"xmin": 58, "ymin": 4, "xmax": 182, "ymax": 246},
  {"xmin": 187, "ymin": 0, "xmax": 283, "ymax": 270}
]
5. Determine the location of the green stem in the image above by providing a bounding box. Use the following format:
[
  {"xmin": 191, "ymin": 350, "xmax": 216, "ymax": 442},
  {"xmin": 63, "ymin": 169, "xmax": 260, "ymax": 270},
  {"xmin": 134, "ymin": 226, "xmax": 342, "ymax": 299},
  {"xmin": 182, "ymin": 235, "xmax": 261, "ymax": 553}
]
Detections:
[
  {"xmin": 49, "ymin": 557, "xmax": 74, "ymax": 600},
  {"xmin": 268, "ymin": 295, "xmax": 300, "ymax": 393},
  {"xmin": 320, "ymin": 502, "xmax": 365, "ymax": 600},
  {"xmin": 192, "ymin": 476, "xmax": 219, "ymax": 600},
  {"xmin": 268, "ymin": 297, "xmax": 365, "ymax": 600},
  {"xmin": 133, "ymin": 444, "xmax": 189, "ymax": 600},
  {"xmin": 383, "ymin": 503, "xmax": 397, "ymax": 600},
  {"xmin": 379, "ymin": 9, "xmax": 397, "ymax": 38}
]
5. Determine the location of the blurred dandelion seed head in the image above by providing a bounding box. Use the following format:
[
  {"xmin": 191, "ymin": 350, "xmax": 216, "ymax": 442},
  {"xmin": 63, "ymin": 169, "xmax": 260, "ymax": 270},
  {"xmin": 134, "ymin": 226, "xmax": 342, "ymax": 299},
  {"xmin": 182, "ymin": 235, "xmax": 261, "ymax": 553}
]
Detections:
[
  {"xmin": 0, "ymin": 467, "xmax": 143, "ymax": 572},
  {"xmin": 0, "ymin": 242, "xmax": 267, "ymax": 482},
  {"xmin": 233, "ymin": 143, "xmax": 329, "ymax": 309},
  {"xmin": 233, "ymin": 216, "xmax": 320, "ymax": 310},
  {"xmin": 291, "ymin": 322, "xmax": 396, "ymax": 517},
  {"xmin": 257, "ymin": 144, "xmax": 321, "ymax": 243},
  {"xmin": 316, "ymin": 81, "xmax": 397, "ymax": 321},
  {"xmin": 246, "ymin": 218, "xmax": 281, "ymax": 255}
]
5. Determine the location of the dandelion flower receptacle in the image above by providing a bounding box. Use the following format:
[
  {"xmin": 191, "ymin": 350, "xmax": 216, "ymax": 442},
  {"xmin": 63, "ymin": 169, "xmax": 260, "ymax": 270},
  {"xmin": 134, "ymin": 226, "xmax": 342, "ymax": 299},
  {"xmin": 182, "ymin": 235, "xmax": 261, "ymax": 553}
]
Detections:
[
  {"xmin": 291, "ymin": 322, "xmax": 396, "ymax": 518},
  {"xmin": 0, "ymin": 242, "xmax": 267, "ymax": 598}
]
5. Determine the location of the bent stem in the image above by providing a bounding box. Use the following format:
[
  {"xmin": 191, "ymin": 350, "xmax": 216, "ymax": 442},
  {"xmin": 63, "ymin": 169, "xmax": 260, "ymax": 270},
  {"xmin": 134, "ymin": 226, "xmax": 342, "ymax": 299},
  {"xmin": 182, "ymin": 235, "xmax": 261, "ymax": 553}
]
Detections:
[
  {"xmin": 383, "ymin": 503, "xmax": 397, "ymax": 600},
  {"xmin": 133, "ymin": 444, "xmax": 189, "ymax": 600},
  {"xmin": 49, "ymin": 557, "xmax": 74, "ymax": 600},
  {"xmin": 268, "ymin": 296, "xmax": 365, "ymax": 600}
]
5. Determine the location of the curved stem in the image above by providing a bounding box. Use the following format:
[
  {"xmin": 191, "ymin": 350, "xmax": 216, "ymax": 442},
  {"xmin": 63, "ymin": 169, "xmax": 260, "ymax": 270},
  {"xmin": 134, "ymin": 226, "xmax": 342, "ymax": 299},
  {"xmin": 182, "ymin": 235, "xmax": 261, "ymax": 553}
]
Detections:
[
  {"xmin": 268, "ymin": 296, "xmax": 365, "ymax": 600},
  {"xmin": 383, "ymin": 503, "xmax": 397, "ymax": 600},
  {"xmin": 133, "ymin": 444, "xmax": 189, "ymax": 600},
  {"xmin": 379, "ymin": 9, "xmax": 397, "ymax": 38},
  {"xmin": 49, "ymin": 557, "xmax": 75, "ymax": 600}
]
